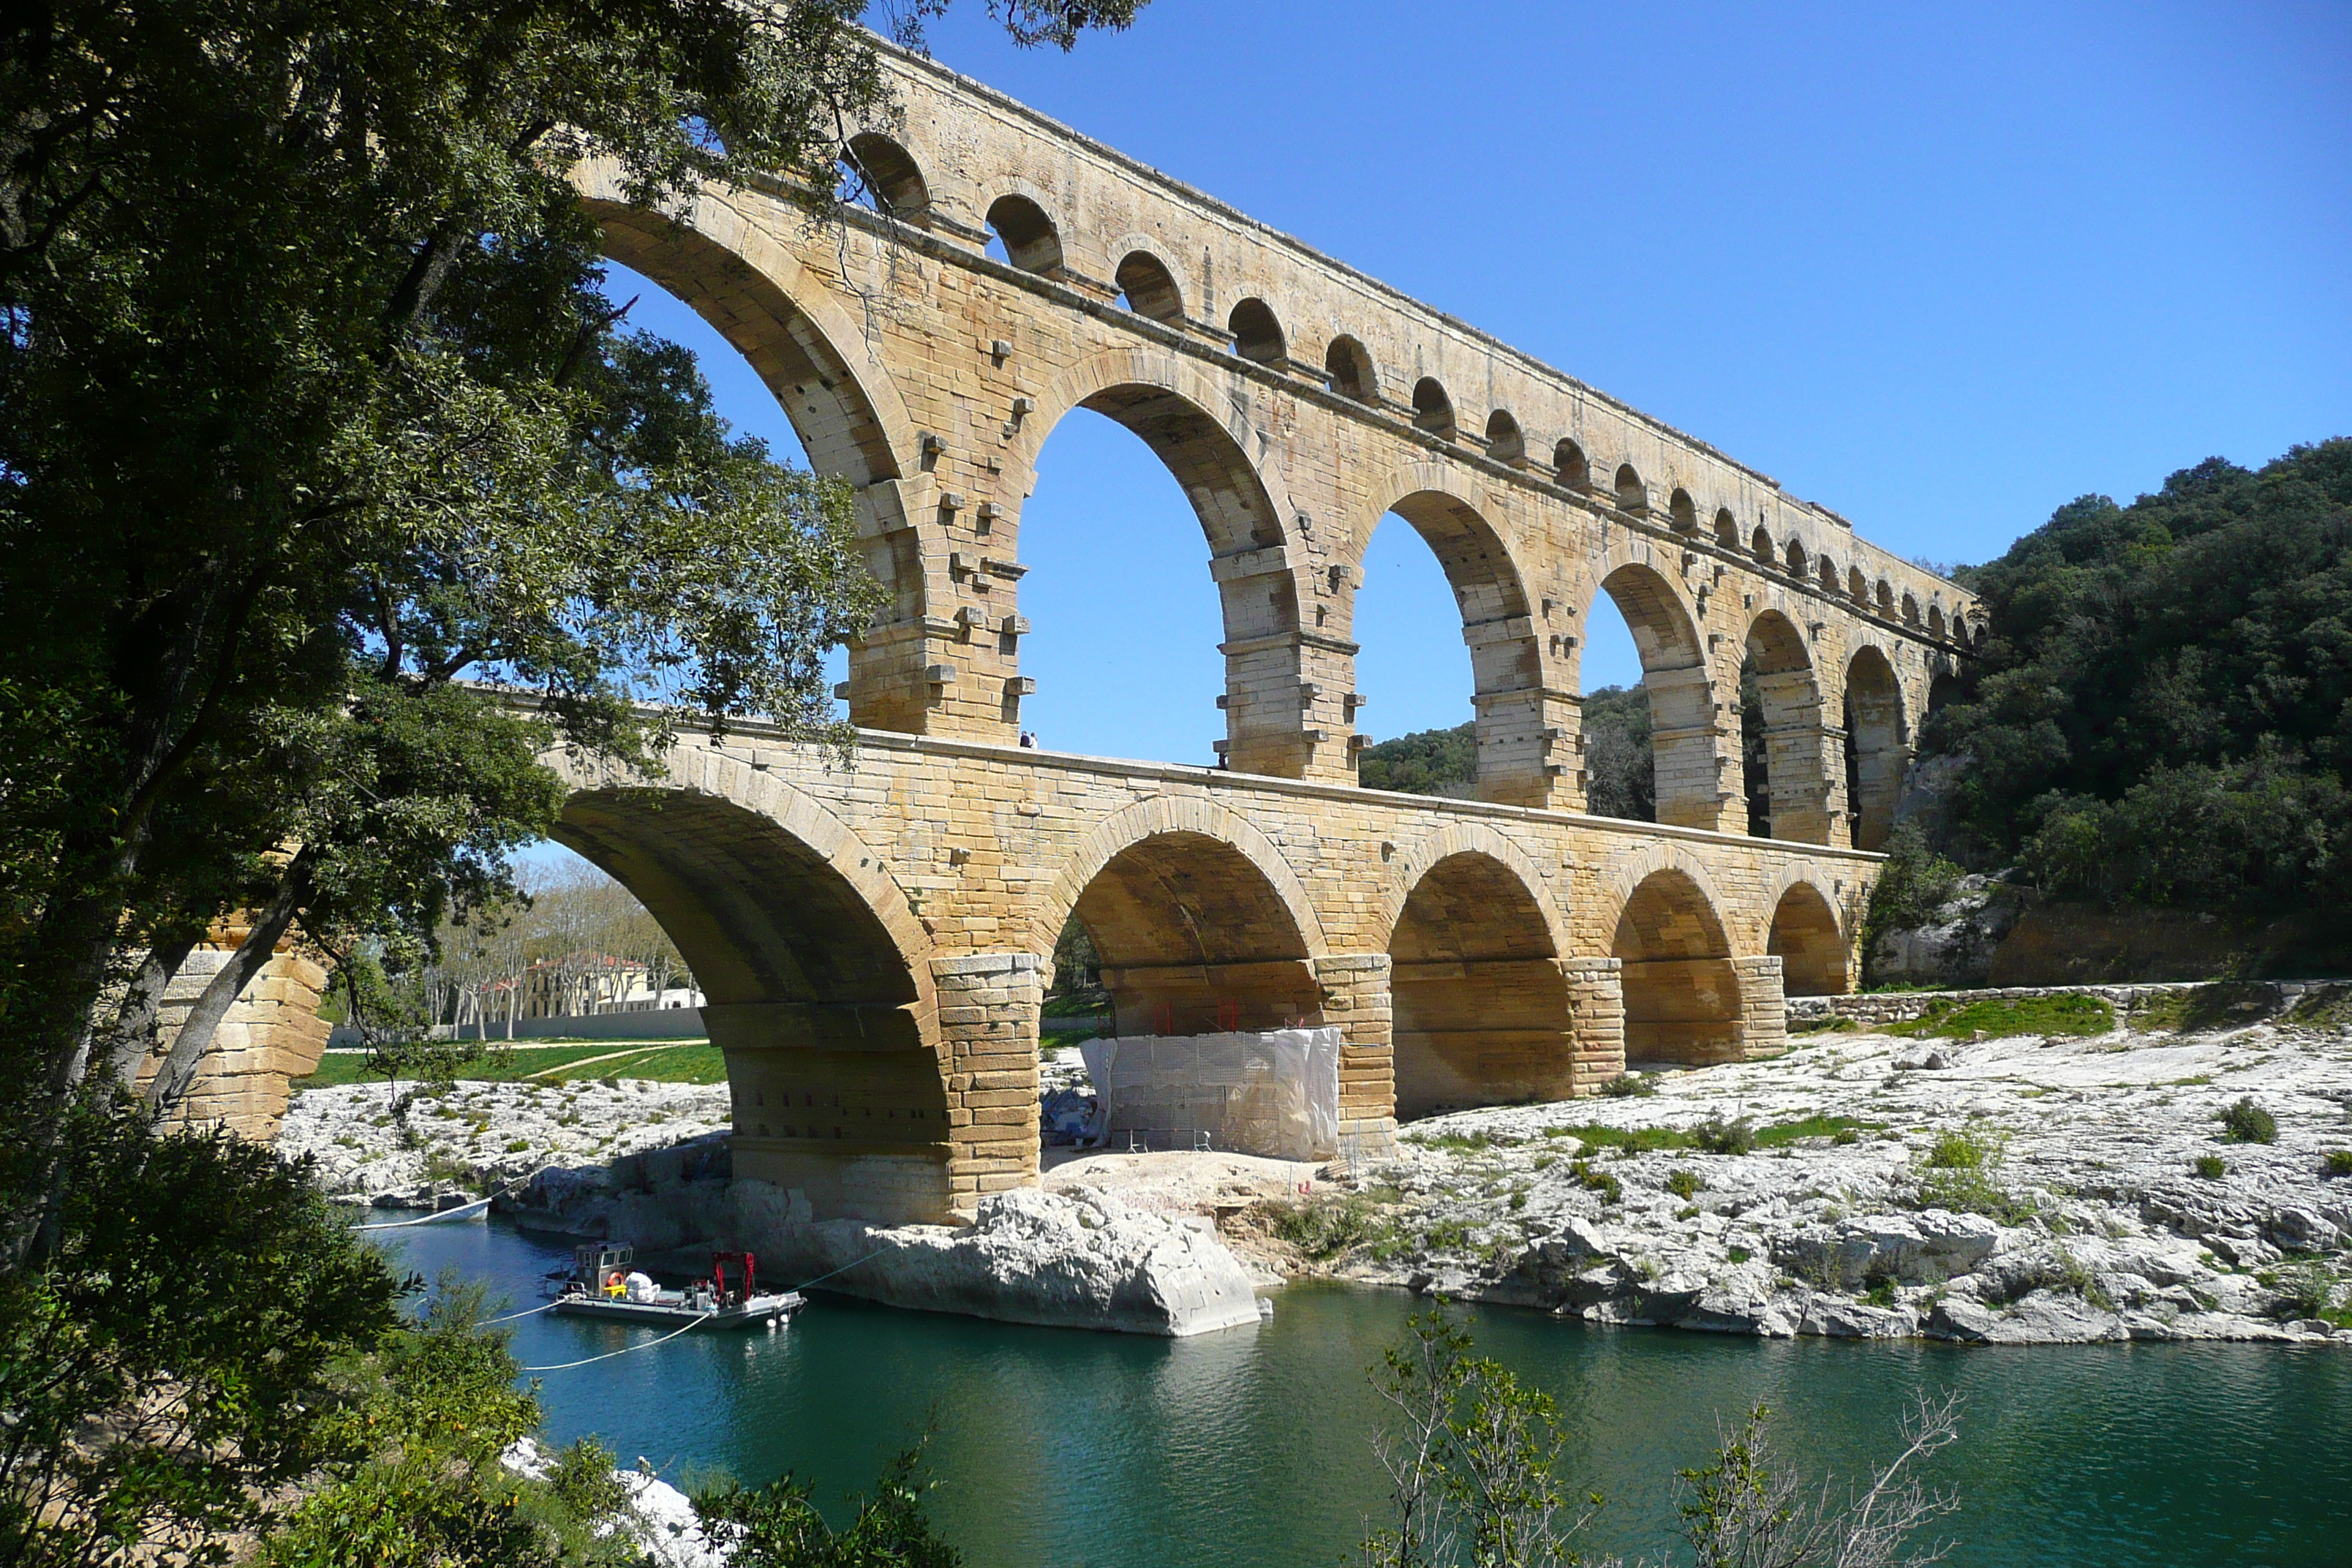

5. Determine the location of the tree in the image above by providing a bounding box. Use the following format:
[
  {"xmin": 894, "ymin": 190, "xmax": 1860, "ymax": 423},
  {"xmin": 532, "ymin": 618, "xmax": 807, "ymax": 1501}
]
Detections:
[
  {"xmin": 691, "ymin": 1442, "xmax": 963, "ymax": 1568},
  {"xmin": 0, "ymin": 1116, "xmax": 402, "ymax": 1564},
  {"xmin": 1356, "ymin": 1310, "xmax": 1963, "ymax": 1568},
  {"xmin": 0, "ymin": 0, "xmax": 1146, "ymax": 1267}
]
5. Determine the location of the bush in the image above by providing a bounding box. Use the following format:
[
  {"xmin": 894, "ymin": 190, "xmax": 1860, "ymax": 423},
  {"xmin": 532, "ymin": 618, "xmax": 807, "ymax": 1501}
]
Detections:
[
  {"xmin": 2323, "ymin": 1150, "xmax": 2352, "ymax": 1178},
  {"xmin": 1666, "ymin": 1169, "xmax": 1705, "ymax": 1200},
  {"xmin": 1572, "ymin": 1161, "xmax": 1624, "ymax": 1205},
  {"xmin": 1264, "ymin": 1196, "xmax": 1390, "ymax": 1259},
  {"xmin": 2195, "ymin": 1155, "xmax": 2228, "ymax": 1180},
  {"xmin": 1695, "ymin": 1115, "xmax": 1756, "ymax": 1156},
  {"xmin": 2218, "ymin": 1097, "xmax": 2277, "ymax": 1145},
  {"xmin": 1600, "ymin": 1071, "xmax": 1657, "ymax": 1098},
  {"xmin": 2266, "ymin": 1260, "xmax": 2337, "ymax": 1322},
  {"xmin": 1912, "ymin": 1127, "xmax": 2030, "ymax": 1222}
]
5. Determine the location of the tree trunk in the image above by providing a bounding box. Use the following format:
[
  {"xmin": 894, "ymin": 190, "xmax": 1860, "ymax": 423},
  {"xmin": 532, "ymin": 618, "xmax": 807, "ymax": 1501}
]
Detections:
[
  {"xmin": 143, "ymin": 853, "xmax": 313, "ymax": 1117},
  {"xmin": 99, "ymin": 932, "xmax": 203, "ymax": 1091}
]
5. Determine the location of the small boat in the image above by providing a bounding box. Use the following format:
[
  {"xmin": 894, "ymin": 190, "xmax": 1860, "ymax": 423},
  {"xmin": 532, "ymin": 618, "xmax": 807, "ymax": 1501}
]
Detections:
[
  {"xmin": 545, "ymin": 1243, "xmax": 803, "ymax": 1331},
  {"xmin": 355, "ymin": 1194, "xmax": 493, "ymax": 1230}
]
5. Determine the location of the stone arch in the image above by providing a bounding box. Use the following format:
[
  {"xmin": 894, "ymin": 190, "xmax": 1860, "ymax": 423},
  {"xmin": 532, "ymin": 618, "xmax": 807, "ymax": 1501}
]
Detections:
[
  {"xmin": 1115, "ymin": 249, "xmax": 1186, "ymax": 321},
  {"xmin": 1412, "ymin": 377, "xmax": 1458, "ymax": 440},
  {"xmin": 1327, "ymin": 334, "xmax": 1378, "ymax": 402},
  {"xmin": 1849, "ymin": 565, "xmax": 1869, "ymax": 602},
  {"xmin": 1818, "ymin": 555, "xmax": 1841, "ymax": 595},
  {"xmin": 1844, "ymin": 643, "xmax": 1907, "ymax": 851},
  {"xmin": 1229, "ymin": 297, "xmax": 1286, "ymax": 364},
  {"xmin": 1606, "ymin": 856, "xmax": 1744, "ymax": 1066},
  {"xmin": 1035, "ymin": 796, "xmax": 1326, "ymax": 1037},
  {"xmin": 1376, "ymin": 822, "xmax": 1569, "ymax": 960},
  {"xmin": 1485, "ymin": 409, "xmax": 1526, "ymax": 466},
  {"xmin": 1926, "ymin": 603, "xmax": 1947, "ymax": 639},
  {"xmin": 1714, "ymin": 507, "xmax": 1740, "ymax": 547},
  {"xmin": 1554, "ymin": 438, "xmax": 1590, "ymax": 489},
  {"xmin": 1901, "ymin": 590, "xmax": 1921, "ymax": 626},
  {"xmin": 1585, "ymin": 551, "xmax": 1719, "ymax": 830},
  {"xmin": 1785, "ymin": 538, "xmax": 1809, "ymax": 578},
  {"xmin": 1766, "ymin": 878, "xmax": 1849, "ymax": 996},
  {"xmin": 1751, "ymin": 523, "xmax": 1775, "ymax": 562},
  {"xmin": 544, "ymin": 751, "xmax": 946, "ymax": 1221},
  {"xmin": 1742, "ymin": 608, "xmax": 1834, "ymax": 844},
  {"xmin": 1357, "ymin": 469, "xmax": 1549, "ymax": 805},
  {"xmin": 1387, "ymin": 845, "xmax": 1572, "ymax": 1117},
  {"xmin": 578, "ymin": 178, "xmax": 914, "ymax": 491},
  {"xmin": 986, "ymin": 192, "xmax": 1063, "ymax": 274},
  {"xmin": 1876, "ymin": 579, "xmax": 1896, "ymax": 615},
  {"xmin": 1006, "ymin": 346, "xmax": 1311, "ymax": 773},
  {"xmin": 1614, "ymin": 463, "xmax": 1648, "ymax": 513},
  {"xmin": 1669, "ymin": 487, "xmax": 1698, "ymax": 532},
  {"xmin": 843, "ymin": 132, "xmax": 931, "ymax": 225}
]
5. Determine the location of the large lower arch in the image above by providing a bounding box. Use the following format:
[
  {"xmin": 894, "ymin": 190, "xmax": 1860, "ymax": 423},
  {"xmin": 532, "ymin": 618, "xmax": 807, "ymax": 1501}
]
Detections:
[
  {"xmin": 548, "ymin": 758, "xmax": 946, "ymax": 1223},
  {"xmin": 1354, "ymin": 471, "xmax": 1556, "ymax": 807},
  {"xmin": 1003, "ymin": 350, "xmax": 1315, "ymax": 777},
  {"xmin": 1589, "ymin": 559, "xmax": 1722, "ymax": 831},
  {"xmin": 1744, "ymin": 609, "xmax": 1836, "ymax": 843},
  {"xmin": 1610, "ymin": 865, "xmax": 1744, "ymax": 1066},
  {"xmin": 1844, "ymin": 644, "xmax": 1908, "ymax": 851},
  {"xmin": 1387, "ymin": 848, "xmax": 1570, "ymax": 1118}
]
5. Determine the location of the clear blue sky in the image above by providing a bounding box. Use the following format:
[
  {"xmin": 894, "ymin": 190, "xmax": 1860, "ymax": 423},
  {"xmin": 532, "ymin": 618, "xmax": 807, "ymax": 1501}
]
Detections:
[{"xmin": 602, "ymin": 0, "xmax": 2352, "ymax": 769}]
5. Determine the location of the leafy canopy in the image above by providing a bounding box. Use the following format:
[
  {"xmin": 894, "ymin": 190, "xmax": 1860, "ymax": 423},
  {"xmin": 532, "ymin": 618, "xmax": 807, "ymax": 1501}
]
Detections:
[{"xmin": 1928, "ymin": 439, "xmax": 2352, "ymax": 907}]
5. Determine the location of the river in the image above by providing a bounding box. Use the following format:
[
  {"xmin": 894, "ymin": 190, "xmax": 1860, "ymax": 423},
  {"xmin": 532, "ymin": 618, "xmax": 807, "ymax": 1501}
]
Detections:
[{"xmin": 377, "ymin": 1219, "xmax": 2351, "ymax": 1567}]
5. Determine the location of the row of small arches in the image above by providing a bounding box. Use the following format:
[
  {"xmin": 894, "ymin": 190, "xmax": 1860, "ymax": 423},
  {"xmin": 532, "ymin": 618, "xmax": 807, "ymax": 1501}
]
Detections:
[{"xmin": 839, "ymin": 134, "xmax": 1972, "ymax": 647}]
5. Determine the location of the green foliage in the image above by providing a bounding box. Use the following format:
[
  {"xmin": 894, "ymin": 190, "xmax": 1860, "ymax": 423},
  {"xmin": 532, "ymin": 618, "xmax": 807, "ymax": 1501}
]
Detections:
[
  {"xmin": 2218, "ymin": 1097, "xmax": 2277, "ymax": 1145},
  {"xmin": 1886, "ymin": 993, "xmax": 2114, "ymax": 1040},
  {"xmin": 2128, "ymin": 983, "xmax": 2280, "ymax": 1034},
  {"xmin": 1546, "ymin": 1123, "xmax": 1692, "ymax": 1153},
  {"xmin": 1357, "ymin": 723, "xmax": 1480, "ymax": 797},
  {"xmin": 690, "ymin": 1442, "xmax": 962, "ymax": 1568},
  {"xmin": 0, "ymin": 0, "xmax": 1139, "ymax": 1253},
  {"xmin": 1927, "ymin": 440, "xmax": 2352, "ymax": 910},
  {"xmin": 2195, "ymin": 1155, "xmax": 2228, "ymax": 1180},
  {"xmin": 1912, "ymin": 1126, "xmax": 2029, "ymax": 1221},
  {"xmin": 1665, "ymin": 1169, "xmax": 1705, "ymax": 1200},
  {"xmin": 1354, "ymin": 1311, "xmax": 1597, "ymax": 1568},
  {"xmin": 1355, "ymin": 685, "xmax": 1655, "ymax": 820},
  {"xmin": 1598, "ymin": 1073, "xmax": 1656, "ymax": 1098},
  {"xmin": 2264, "ymin": 1260, "xmax": 2338, "ymax": 1323},
  {"xmin": 1264, "ymin": 1195, "xmax": 1394, "ymax": 1259},
  {"xmin": 1570, "ymin": 1161, "xmax": 1623, "ymax": 1205},
  {"xmin": 2322, "ymin": 1150, "xmax": 2352, "ymax": 1178},
  {"xmin": 1580, "ymin": 685, "xmax": 1656, "ymax": 823},
  {"xmin": 1695, "ymin": 1116, "xmax": 1757, "ymax": 1156},
  {"xmin": 1859, "ymin": 826, "xmax": 1964, "ymax": 982},
  {"xmin": 0, "ymin": 1106, "xmax": 402, "ymax": 1564}
]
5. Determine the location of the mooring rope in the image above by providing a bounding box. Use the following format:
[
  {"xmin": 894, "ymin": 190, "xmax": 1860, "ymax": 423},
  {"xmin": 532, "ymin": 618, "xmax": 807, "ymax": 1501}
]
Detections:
[
  {"xmin": 475, "ymin": 1300, "xmax": 562, "ymax": 1328},
  {"xmin": 789, "ymin": 1244, "xmax": 895, "ymax": 1291},
  {"xmin": 520, "ymin": 1316, "xmax": 711, "ymax": 1372},
  {"xmin": 353, "ymin": 1203, "xmax": 489, "ymax": 1232}
]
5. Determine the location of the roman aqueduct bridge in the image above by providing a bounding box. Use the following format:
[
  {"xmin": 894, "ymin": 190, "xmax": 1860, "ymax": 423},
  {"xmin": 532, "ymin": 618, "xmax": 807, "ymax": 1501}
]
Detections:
[{"xmin": 178, "ymin": 42, "xmax": 1975, "ymax": 1222}]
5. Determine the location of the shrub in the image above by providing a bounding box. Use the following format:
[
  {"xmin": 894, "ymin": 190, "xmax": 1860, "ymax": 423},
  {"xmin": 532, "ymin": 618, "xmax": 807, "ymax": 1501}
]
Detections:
[
  {"xmin": 1753, "ymin": 1115, "xmax": 1874, "ymax": 1149},
  {"xmin": 2323, "ymin": 1150, "xmax": 2352, "ymax": 1178},
  {"xmin": 1600, "ymin": 1072, "xmax": 1657, "ymax": 1098},
  {"xmin": 1265, "ymin": 1196, "xmax": 1388, "ymax": 1259},
  {"xmin": 2266, "ymin": 1260, "xmax": 2337, "ymax": 1322},
  {"xmin": 1666, "ymin": 1169, "xmax": 1705, "ymax": 1200},
  {"xmin": 1572, "ymin": 1161, "xmax": 1624, "ymax": 1205},
  {"xmin": 1912, "ymin": 1127, "xmax": 2029, "ymax": 1221},
  {"xmin": 2219, "ymin": 1097, "xmax": 2277, "ymax": 1145},
  {"xmin": 1861, "ymin": 1272, "xmax": 1899, "ymax": 1308},
  {"xmin": 2195, "ymin": 1155, "xmax": 2228, "ymax": 1180},
  {"xmin": 1727, "ymin": 1245, "xmax": 1752, "ymax": 1264},
  {"xmin": 1695, "ymin": 1115, "xmax": 1756, "ymax": 1156}
]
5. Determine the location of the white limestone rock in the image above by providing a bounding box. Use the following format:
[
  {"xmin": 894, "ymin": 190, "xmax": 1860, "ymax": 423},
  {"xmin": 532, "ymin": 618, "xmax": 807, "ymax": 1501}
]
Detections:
[
  {"xmin": 1770, "ymin": 1211, "xmax": 1999, "ymax": 1289},
  {"xmin": 735, "ymin": 1183, "xmax": 1264, "ymax": 1338}
]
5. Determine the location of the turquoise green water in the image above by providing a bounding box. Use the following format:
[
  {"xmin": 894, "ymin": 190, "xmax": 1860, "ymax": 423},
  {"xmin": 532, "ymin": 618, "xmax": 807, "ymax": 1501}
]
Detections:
[{"xmin": 382, "ymin": 1221, "xmax": 2352, "ymax": 1567}]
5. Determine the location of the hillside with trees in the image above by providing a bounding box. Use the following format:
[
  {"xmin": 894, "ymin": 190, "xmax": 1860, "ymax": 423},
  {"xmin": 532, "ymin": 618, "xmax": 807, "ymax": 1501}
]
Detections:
[{"xmin": 1926, "ymin": 439, "xmax": 2352, "ymax": 913}]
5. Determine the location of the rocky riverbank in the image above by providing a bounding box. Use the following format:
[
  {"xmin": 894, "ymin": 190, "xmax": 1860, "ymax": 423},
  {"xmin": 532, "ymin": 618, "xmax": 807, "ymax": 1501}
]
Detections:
[
  {"xmin": 284, "ymin": 1009, "xmax": 2352, "ymax": 1345},
  {"xmin": 1273, "ymin": 1012, "xmax": 2352, "ymax": 1345}
]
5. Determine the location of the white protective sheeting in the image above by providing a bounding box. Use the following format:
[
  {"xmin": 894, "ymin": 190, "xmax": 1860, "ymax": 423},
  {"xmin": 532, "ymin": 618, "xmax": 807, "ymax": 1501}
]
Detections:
[{"xmin": 1078, "ymin": 1028, "xmax": 1342, "ymax": 1160}]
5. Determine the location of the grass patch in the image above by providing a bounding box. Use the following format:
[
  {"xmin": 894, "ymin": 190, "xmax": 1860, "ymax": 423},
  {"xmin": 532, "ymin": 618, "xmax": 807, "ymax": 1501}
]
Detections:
[
  {"xmin": 1888, "ymin": 993, "xmax": 2114, "ymax": 1041},
  {"xmin": 2322, "ymin": 1150, "xmax": 2352, "ymax": 1178},
  {"xmin": 1911, "ymin": 1126, "xmax": 2032, "ymax": 1222},
  {"xmin": 2284, "ymin": 984, "xmax": 2352, "ymax": 1029},
  {"xmin": 1598, "ymin": 1073, "xmax": 1657, "ymax": 1098},
  {"xmin": 1665, "ymin": 1168, "xmax": 1704, "ymax": 1200},
  {"xmin": 1570, "ymin": 1161, "xmax": 1623, "ymax": 1205},
  {"xmin": 1404, "ymin": 1129, "xmax": 1525, "ymax": 1153},
  {"xmin": 1695, "ymin": 1115, "xmax": 1755, "ymax": 1156},
  {"xmin": 2195, "ymin": 1155, "xmax": 2228, "ymax": 1180},
  {"xmin": 1752, "ymin": 1115, "xmax": 1876, "ymax": 1149},
  {"xmin": 293, "ymin": 1039, "xmax": 715, "ymax": 1090},
  {"xmin": 2130, "ymin": 983, "xmax": 2280, "ymax": 1035}
]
